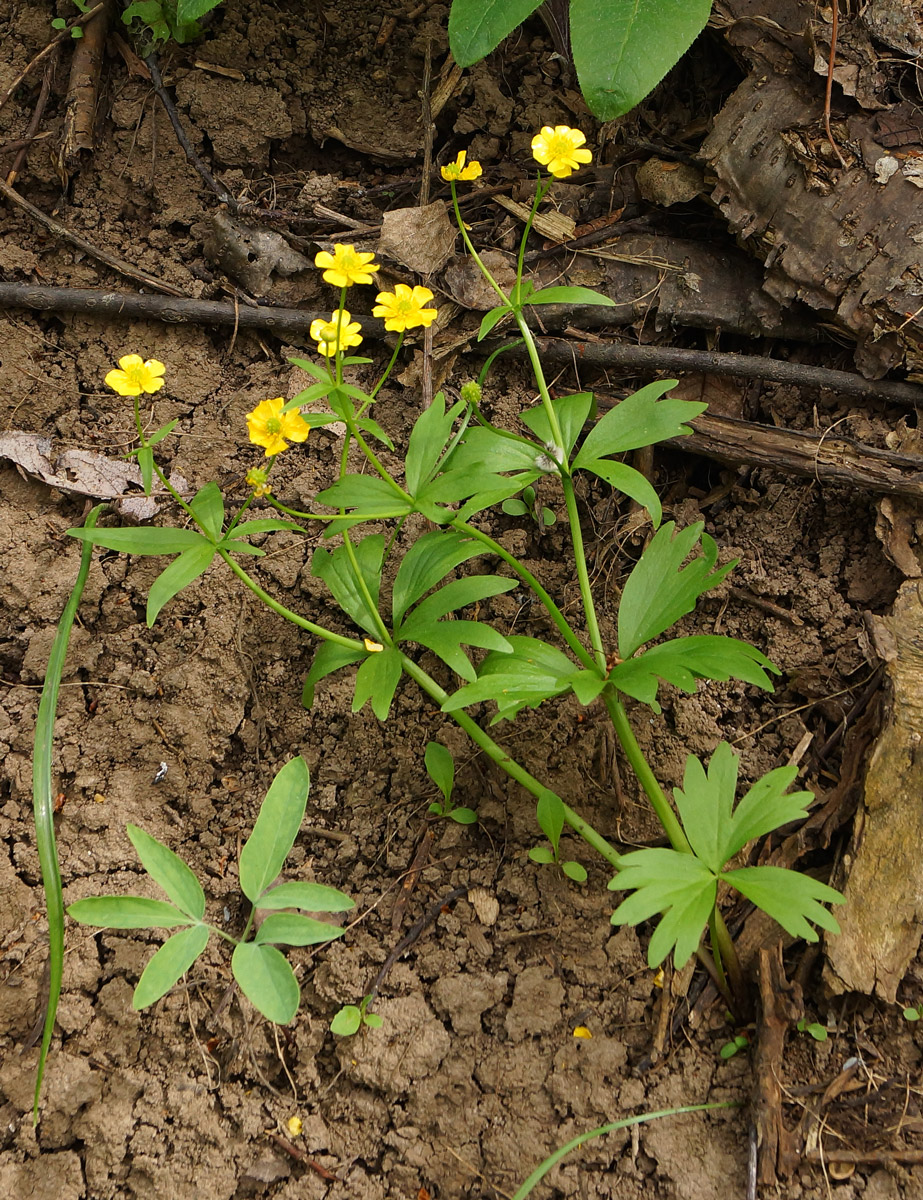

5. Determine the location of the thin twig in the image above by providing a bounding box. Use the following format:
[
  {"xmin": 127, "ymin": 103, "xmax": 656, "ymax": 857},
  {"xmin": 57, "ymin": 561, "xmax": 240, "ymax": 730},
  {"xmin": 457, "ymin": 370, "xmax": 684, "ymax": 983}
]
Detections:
[
  {"xmin": 265, "ymin": 1132, "xmax": 343, "ymax": 1181},
  {"xmin": 368, "ymin": 885, "xmax": 468, "ymax": 1002},
  {"xmin": 0, "ymin": 3, "xmax": 105, "ymax": 115},
  {"xmin": 7, "ymin": 54, "xmax": 57, "ymax": 185},
  {"xmin": 823, "ymin": 2, "xmax": 847, "ymax": 168}
]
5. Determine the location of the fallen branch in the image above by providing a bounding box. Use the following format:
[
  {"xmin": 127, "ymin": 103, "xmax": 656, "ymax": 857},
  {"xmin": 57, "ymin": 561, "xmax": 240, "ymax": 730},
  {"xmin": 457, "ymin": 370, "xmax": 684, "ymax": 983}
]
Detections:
[{"xmin": 60, "ymin": 0, "xmax": 113, "ymax": 169}]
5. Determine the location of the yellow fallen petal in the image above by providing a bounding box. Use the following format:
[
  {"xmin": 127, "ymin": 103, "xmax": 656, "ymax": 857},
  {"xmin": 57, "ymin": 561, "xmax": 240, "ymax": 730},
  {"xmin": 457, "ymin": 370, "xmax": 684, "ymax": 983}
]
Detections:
[
  {"xmin": 363, "ymin": 638, "xmax": 384, "ymax": 652},
  {"xmin": 572, "ymin": 1025, "xmax": 592, "ymax": 1039}
]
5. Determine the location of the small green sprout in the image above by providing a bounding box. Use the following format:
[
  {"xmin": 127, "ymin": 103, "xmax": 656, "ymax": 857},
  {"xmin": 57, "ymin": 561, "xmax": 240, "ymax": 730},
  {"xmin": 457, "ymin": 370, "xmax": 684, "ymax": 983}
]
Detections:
[
  {"xmin": 67, "ymin": 758, "xmax": 353, "ymax": 1024},
  {"xmin": 502, "ymin": 485, "xmax": 556, "ymax": 529},
  {"xmin": 424, "ymin": 741, "xmax": 477, "ymax": 825},
  {"xmin": 330, "ymin": 993, "xmax": 382, "ymax": 1036},
  {"xmin": 903, "ymin": 1006, "xmax": 921, "ymax": 1022},
  {"xmin": 529, "ymin": 844, "xmax": 588, "ymax": 883},
  {"xmin": 796, "ymin": 1017, "xmax": 828, "ymax": 1042},
  {"xmin": 719, "ymin": 1033, "xmax": 749, "ymax": 1060},
  {"xmin": 52, "ymin": 0, "xmax": 90, "ymax": 36}
]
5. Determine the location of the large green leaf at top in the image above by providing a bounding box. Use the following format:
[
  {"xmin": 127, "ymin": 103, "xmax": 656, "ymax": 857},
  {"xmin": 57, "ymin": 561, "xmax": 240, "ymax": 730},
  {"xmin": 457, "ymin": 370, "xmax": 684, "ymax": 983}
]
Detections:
[
  {"xmin": 572, "ymin": 380, "xmax": 704, "ymax": 466},
  {"xmin": 238, "ymin": 758, "xmax": 310, "ymax": 902},
  {"xmin": 392, "ymin": 529, "xmax": 486, "ymax": 625},
  {"xmin": 617, "ymin": 523, "xmax": 735, "ymax": 659},
  {"xmin": 571, "ymin": 0, "xmax": 713, "ymax": 120},
  {"xmin": 449, "ymin": 0, "xmax": 543, "ymax": 66},
  {"xmin": 311, "ymin": 535, "xmax": 384, "ymax": 636},
  {"xmin": 608, "ymin": 635, "xmax": 778, "ymax": 711}
]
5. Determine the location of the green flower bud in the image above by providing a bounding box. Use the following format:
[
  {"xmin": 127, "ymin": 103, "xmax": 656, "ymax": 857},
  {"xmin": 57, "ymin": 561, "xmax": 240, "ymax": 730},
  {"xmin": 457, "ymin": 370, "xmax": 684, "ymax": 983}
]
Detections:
[{"xmin": 460, "ymin": 381, "xmax": 482, "ymax": 406}]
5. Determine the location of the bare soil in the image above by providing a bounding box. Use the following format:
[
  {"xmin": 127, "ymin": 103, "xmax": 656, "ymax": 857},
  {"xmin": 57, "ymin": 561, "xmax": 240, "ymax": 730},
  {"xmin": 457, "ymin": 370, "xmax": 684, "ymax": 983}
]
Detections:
[{"xmin": 1, "ymin": 2, "xmax": 922, "ymax": 1198}]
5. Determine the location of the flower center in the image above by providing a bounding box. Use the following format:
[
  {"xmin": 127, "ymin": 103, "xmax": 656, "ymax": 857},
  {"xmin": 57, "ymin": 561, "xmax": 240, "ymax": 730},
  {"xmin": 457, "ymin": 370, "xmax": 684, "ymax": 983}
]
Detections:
[{"xmin": 265, "ymin": 417, "xmax": 282, "ymax": 434}]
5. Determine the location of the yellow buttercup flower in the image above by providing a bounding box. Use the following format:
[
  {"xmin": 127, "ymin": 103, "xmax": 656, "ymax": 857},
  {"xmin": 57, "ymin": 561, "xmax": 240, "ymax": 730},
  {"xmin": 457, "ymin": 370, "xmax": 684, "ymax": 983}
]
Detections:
[
  {"xmin": 309, "ymin": 310, "xmax": 364, "ymax": 357},
  {"xmin": 105, "ymin": 354, "xmax": 166, "ymax": 396},
  {"xmin": 246, "ymin": 397, "xmax": 311, "ymax": 457},
  {"xmin": 246, "ymin": 467, "xmax": 272, "ymax": 497},
  {"xmin": 373, "ymin": 284, "xmax": 438, "ymax": 332},
  {"xmin": 531, "ymin": 125, "xmax": 593, "ymax": 179},
  {"xmin": 441, "ymin": 150, "xmax": 482, "ymax": 182},
  {"xmin": 314, "ymin": 244, "xmax": 380, "ymax": 288}
]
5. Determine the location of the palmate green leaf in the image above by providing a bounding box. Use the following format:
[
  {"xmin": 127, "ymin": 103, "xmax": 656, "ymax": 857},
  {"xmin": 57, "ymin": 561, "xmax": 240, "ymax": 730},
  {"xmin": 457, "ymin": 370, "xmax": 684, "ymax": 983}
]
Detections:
[
  {"xmin": 673, "ymin": 743, "xmax": 817, "ymax": 873},
  {"xmin": 132, "ymin": 923, "xmax": 210, "ymax": 1009},
  {"xmin": 572, "ymin": 381, "xmax": 704, "ymax": 466},
  {"xmin": 311, "ymin": 535, "xmax": 384, "ymax": 636},
  {"xmin": 405, "ymin": 620, "xmax": 512, "ymax": 682},
  {"xmin": 126, "ymin": 824, "xmax": 205, "ymax": 919},
  {"xmin": 257, "ymin": 881, "xmax": 354, "ymax": 912},
  {"xmin": 449, "ymin": 0, "xmax": 543, "ymax": 65},
  {"xmin": 67, "ymin": 896, "xmax": 195, "ymax": 929},
  {"xmin": 442, "ymin": 635, "xmax": 602, "ymax": 721},
  {"xmin": 68, "ymin": 526, "xmax": 211, "ymax": 555},
  {"xmin": 238, "ymin": 757, "xmax": 310, "ymax": 902},
  {"xmin": 720, "ymin": 867, "xmax": 843, "ymax": 942},
  {"xmin": 146, "ymin": 543, "xmax": 216, "ymax": 626},
  {"xmin": 608, "ymin": 635, "xmax": 779, "ymax": 711},
  {"xmin": 232, "ymin": 942, "xmax": 300, "ymax": 1024},
  {"xmin": 520, "ymin": 392, "xmax": 595, "ymax": 459},
  {"xmin": 352, "ymin": 646, "xmax": 403, "ymax": 720},
  {"xmin": 315, "ymin": 475, "xmax": 413, "ymax": 522},
  {"xmin": 447, "ymin": 425, "xmax": 545, "ymax": 476},
  {"xmin": 579, "ymin": 458, "xmax": 662, "ymax": 526},
  {"xmin": 527, "ymin": 286, "xmax": 616, "ymax": 307},
  {"xmin": 405, "ymin": 392, "xmax": 465, "ymax": 494},
  {"xmin": 189, "ymin": 481, "xmax": 224, "ymax": 540},
  {"xmin": 608, "ymin": 849, "xmax": 718, "ymax": 968},
  {"xmin": 618, "ymin": 522, "xmax": 735, "ymax": 658},
  {"xmin": 301, "ymin": 641, "xmax": 365, "ymax": 708},
  {"xmin": 255, "ymin": 913, "xmax": 345, "ymax": 946},
  {"xmin": 571, "ymin": 0, "xmax": 712, "ymax": 120},
  {"xmin": 425, "ymin": 742, "xmax": 454, "ymax": 803},
  {"xmin": 392, "ymin": 529, "xmax": 486, "ymax": 625}
]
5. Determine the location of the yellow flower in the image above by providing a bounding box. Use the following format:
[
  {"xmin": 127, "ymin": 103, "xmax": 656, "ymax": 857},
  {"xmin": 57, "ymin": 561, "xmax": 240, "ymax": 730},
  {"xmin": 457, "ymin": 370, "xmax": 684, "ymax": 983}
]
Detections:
[
  {"xmin": 573, "ymin": 1026, "xmax": 593, "ymax": 1039},
  {"xmin": 372, "ymin": 284, "xmax": 438, "ymax": 332},
  {"xmin": 246, "ymin": 397, "xmax": 311, "ymax": 457},
  {"xmin": 363, "ymin": 638, "xmax": 384, "ymax": 652},
  {"xmin": 531, "ymin": 125, "xmax": 593, "ymax": 179},
  {"xmin": 309, "ymin": 310, "xmax": 364, "ymax": 357},
  {"xmin": 246, "ymin": 467, "xmax": 272, "ymax": 498},
  {"xmin": 286, "ymin": 1116, "xmax": 303, "ymax": 1137},
  {"xmin": 314, "ymin": 244, "xmax": 381, "ymax": 288},
  {"xmin": 105, "ymin": 354, "xmax": 166, "ymax": 396},
  {"xmin": 440, "ymin": 150, "xmax": 482, "ymax": 182}
]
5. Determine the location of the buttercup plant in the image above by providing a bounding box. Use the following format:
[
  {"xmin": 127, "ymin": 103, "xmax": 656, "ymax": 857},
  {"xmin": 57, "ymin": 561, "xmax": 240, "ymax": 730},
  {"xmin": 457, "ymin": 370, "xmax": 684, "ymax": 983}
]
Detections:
[
  {"xmin": 67, "ymin": 758, "xmax": 353, "ymax": 1024},
  {"xmin": 67, "ymin": 127, "xmax": 843, "ymax": 1008}
]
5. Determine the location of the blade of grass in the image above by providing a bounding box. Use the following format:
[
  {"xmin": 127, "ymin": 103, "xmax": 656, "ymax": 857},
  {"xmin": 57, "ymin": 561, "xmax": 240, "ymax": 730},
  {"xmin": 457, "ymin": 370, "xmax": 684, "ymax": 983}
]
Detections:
[{"xmin": 32, "ymin": 503, "xmax": 103, "ymax": 1122}]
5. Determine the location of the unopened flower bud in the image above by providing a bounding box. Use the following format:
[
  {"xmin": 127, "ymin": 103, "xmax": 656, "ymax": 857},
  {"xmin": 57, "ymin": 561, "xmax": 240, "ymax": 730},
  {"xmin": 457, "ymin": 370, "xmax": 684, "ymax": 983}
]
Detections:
[{"xmin": 460, "ymin": 381, "xmax": 482, "ymax": 406}]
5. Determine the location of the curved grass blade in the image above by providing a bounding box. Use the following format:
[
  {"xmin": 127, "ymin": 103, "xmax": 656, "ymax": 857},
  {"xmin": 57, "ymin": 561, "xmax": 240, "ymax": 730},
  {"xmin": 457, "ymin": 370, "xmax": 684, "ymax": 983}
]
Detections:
[{"xmin": 31, "ymin": 503, "xmax": 103, "ymax": 1122}]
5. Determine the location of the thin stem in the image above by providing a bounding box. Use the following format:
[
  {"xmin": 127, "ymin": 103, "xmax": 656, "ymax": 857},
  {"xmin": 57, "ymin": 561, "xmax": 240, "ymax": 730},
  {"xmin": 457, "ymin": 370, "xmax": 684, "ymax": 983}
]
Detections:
[
  {"xmin": 367, "ymin": 331, "xmax": 404, "ymax": 402},
  {"xmin": 451, "ymin": 516, "xmax": 597, "ymax": 672},
  {"xmin": 514, "ymin": 315, "xmax": 567, "ymax": 463},
  {"xmin": 561, "ymin": 474, "xmax": 606, "ymax": 669},
  {"xmin": 514, "ymin": 175, "xmax": 550, "ymax": 296},
  {"xmin": 450, "ymin": 183, "xmax": 510, "ymax": 306},
  {"xmin": 218, "ymin": 550, "xmax": 364, "ymax": 652},
  {"xmin": 711, "ymin": 908, "xmax": 746, "ymax": 1007},
  {"xmin": 603, "ymin": 692, "xmax": 691, "ymax": 854},
  {"xmin": 401, "ymin": 654, "xmax": 622, "ymax": 870},
  {"xmin": 342, "ymin": 529, "xmax": 392, "ymax": 646}
]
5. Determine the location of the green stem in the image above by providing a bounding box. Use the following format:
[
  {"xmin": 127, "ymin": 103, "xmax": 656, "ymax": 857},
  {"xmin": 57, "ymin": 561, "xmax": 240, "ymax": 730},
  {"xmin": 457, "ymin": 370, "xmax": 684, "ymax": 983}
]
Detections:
[
  {"xmin": 710, "ymin": 908, "xmax": 746, "ymax": 1007},
  {"xmin": 603, "ymin": 692, "xmax": 691, "ymax": 854},
  {"xmin": 514, "ymin": 315, "xmax": 568, "ymax": 467},
  {"xmin": 342, "ymin": 530, "xmax": 392, "ymax": 646},
  {"xmin": 560, "ymin": 475, "xmax": 606, "ymax": 669},
  {"xmin": 367, "ymin": 331, "xmax": 404, "ymax": 403},
  {"xmin": 450, "ymin": 184, "xmax": 510, "ymax": 306},
  {"xmin": 401, "ymin": 654, "xmax": 622, "ymax": 870},
  {"xmin": 218, "ymin": 551, "xmax": 365, "ymax": 652}
]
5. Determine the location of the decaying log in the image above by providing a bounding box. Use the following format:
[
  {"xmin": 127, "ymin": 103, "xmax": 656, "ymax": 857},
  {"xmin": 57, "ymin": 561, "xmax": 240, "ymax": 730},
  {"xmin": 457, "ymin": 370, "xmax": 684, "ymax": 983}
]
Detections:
[
  {"xmin": 60, "ymin": 0, "xmax": 112, "ymax": 168},
  {"xmin": 824, "ymin": 580, "xmax": 923, "ymax": 1002},
  {"xmin": 706, "ymin": 0, "xmax": 923, "ymax": 377}
]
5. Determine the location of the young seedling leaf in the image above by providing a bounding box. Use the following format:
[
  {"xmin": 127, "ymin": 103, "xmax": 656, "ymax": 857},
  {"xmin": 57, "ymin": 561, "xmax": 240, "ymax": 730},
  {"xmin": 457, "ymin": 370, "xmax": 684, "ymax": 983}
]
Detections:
[
  {"xmin": 232, "ymin": 942, "xmax": 300, "ymax": 1024},
  {"xmin": 571, "ymin": 0, "xmax": 712, "ymax": 121},
  {"xmin": 578, "ymin": 458, "xmax": 662, "ymax": 526},
  {"xmin": 132, "ymin": 923, "xmax": 210, "ymax": 1009},
  {"xmin": 254, "ymin": 913, "xmax": 345, "ymax": 946},
  {"xmin": 126, "ymin": 824, "xmax": 206, "ymax": 920},
  {"xmin": 721, "ymin": 866, "xmax": 843, "ymax": 942},
  {"xmin": 67, "ymin": 526, "xmax": 211, "ymax": 555},
  {"xmin": 520, "ymin": 392, "xmax": 595, "ymax": 460},
  {"xmin": 352, "ymin": 646, "xmax": 403, "ymax": 720},
  {"xmin": 562, "ymin": 861, "xmax": 588, "ymax": 883},
  {"xmin": 527, "ymin": 285, "xmax": 616, "ymax": 307},
  {"xmin": 424, "ymin": 742, "xmax": 455, "ymax": 804},
  {"xmin": 448, "ymin": 0, "xmax": 543, "ymax": 66},
  {"xmin": 537, "ymin": 788, "xmax": 565, "ymax": 854},
  {"xmin": 392, "ymin": 529, "xmax": 485, "ymax": 624},
  {"xmin": 618, "ymin": 523, "xmax": 735, "ymax": 658},
  {"xmin": 448, "ymin": 807, "xmax": 477, "ymax": 825},
  {"xmin": 609, "ymin": 849, "xmax": 717, "ymax": 968},
  {"xmin": 330, "ymin": 1005, "xmax": 362, "ymax": 1036},
  {"xmin": 609, "ymin": 636, "xmax": 778, "ymax": 711},
  {"xmin": 529, "ymin": 846, "xmax": 555, "ymax": 864},
  {"xmin": 189, "ymin": 481, "xmax": 225, "ymax": 540},
  {"xmin": 572, "ymin": 381, "xmax": 703, "ymax": 465},
  {"xmin": 311, "ymin": 535, "xmax": 385, "ymax": 636},
  {"xmin": 146, "ymin": 543, "xmax": 216, "ymax": 626},
  {"xmin": 238, "ymin": 758, "xmax": 310, "ymax": 902},
  {"xmin": 502, "ymin": 498, "xmax": 529, "ymax": 517},
  {"xmin": 302, "ymin": 642, "xmax": 365, "ymax": 708},
  {"xmin": 67, "ymin": 896, "xmax": 196, "ymax": 929},
  {"xmin": 257, "ymin": 881, "xmax": 355, "ymax": 912}
]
